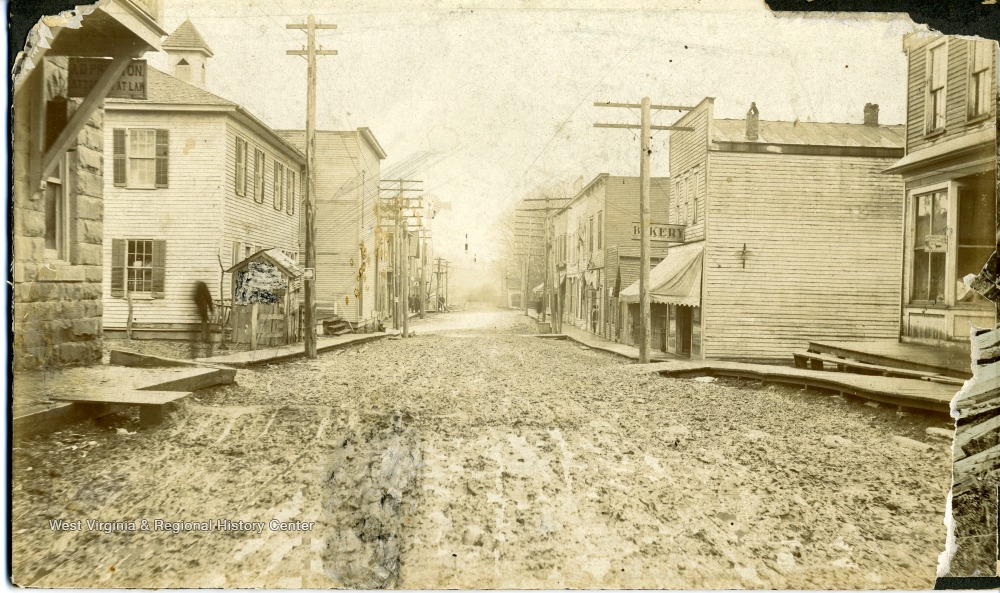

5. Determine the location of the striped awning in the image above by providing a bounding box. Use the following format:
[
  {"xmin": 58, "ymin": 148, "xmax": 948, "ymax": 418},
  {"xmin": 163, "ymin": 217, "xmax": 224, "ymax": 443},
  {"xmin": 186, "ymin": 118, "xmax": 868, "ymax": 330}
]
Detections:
[{"xmin": 620, "ymin": 242, "xmax": 703, "ymax": 307}]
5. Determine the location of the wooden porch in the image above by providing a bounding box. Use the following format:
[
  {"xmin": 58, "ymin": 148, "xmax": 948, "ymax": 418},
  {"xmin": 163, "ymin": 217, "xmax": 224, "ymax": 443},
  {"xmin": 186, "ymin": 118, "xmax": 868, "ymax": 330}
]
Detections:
[{"xmin": 807, "ymin": 340, "xmax": 972, "ymax": 380}]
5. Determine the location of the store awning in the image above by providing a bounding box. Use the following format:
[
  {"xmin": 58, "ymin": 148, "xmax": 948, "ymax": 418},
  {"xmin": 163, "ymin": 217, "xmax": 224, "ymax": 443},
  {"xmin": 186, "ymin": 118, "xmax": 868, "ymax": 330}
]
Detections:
[
  {"xmin": 532, "ymin": 282, "xmax": 544, "ymax": 295},
  {"xmin": 620, "ymin": 242, "xmax": 703, "ymax": 307}
]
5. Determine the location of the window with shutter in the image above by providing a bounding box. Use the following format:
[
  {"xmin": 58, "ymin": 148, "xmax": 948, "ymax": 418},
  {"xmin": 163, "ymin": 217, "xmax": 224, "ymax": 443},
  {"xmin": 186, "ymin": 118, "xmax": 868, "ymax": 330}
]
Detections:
[
  {"xmin": 254, "ymin": 149, "xmax": 265, "ymax": 203},
  {"xmin": 155, "ymin": 129, "xmax": 169, "ymax": 187},
  {"xmin": 112, "ymin": 129, "xmax": 126, "ymax": 186},
  {"xmin": 151, "ymin": 240, "xmax": 166, "ymax": 298},
  {"xmin": 235, "ymin": 137, "xmax": 246, "ymax": 196},
  {"xmin": 273, "ymin": 162, "xmax": 284, "ymax": 210},
  {"xmin": 111, "ymin": 239, "xmax": 125, "ymax": 297}
]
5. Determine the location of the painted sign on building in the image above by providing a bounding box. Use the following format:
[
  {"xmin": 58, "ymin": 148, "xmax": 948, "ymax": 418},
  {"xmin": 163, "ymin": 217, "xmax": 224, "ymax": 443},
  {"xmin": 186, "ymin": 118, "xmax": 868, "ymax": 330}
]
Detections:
[
  {"xmin": 68, "ymin": 58, "xmax": 148, "ymax": 100},
  {"xmin": 632, "ymin": 222, "xmax": 685, "ymax": 243}
]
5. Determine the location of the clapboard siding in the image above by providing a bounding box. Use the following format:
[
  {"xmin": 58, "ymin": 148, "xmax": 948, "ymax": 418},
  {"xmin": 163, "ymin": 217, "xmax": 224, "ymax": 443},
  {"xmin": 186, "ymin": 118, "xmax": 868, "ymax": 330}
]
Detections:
[
  {"xmin": 906, "ymin": 36, "xmax": 997, "ymax": 155},
  {"xmin": 222, "ymin": 119, "xmax": 301, "ymax": 294},
  {"xmin": 603, "ymin": 175, "xmax": 670, "ymax": 255},
  {"xmin": 102, "ymin": 110, "xmax": 226, "ymax": 329},
  {"xmin": 704, "ymin": 152, "xmax": 905, "ymax": 361},
  {"xmin": 669, "ymin": 99, "xmax": 711, "ymax": 242},
  {"xmin": 278, "ymin": 130, "xmax": 382, "ymax": 322},
  {"xmin": 356, "ymin": 138, "xmax": 382, "ymax": 323}
]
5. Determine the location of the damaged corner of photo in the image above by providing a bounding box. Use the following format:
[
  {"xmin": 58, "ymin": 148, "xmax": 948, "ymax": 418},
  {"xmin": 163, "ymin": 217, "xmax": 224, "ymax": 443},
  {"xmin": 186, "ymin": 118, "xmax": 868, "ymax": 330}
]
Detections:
[
  {"xmin": 9, "ymin": 0, "xmax": 1000, "ymax": 589},
  {"xmin": 937, "ymin": 35, "xmax": 1000, "ymax": 579}
]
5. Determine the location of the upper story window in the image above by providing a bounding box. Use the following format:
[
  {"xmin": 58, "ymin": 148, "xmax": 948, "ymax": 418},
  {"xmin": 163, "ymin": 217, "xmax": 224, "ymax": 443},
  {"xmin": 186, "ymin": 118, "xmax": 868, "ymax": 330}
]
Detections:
[
  {"xmin": 925, "ymin": 42, "xmax": 948, "ymax": 134},
  {"xmin": 286, "ymin": 168, "xmax": 296, "ymax": 216},
  {"xmin": 588, "ymin": 216, "xmax": 594, "ymax": 254},
  {"xmin": 273, "ymin": 161, "xmax": 286, "ymax": 211},
  {"xmin": 254, "ymin": 148, "xmax": 266, "ymax": 203},
  {"xmin": 113, "ymin": 128, "xmax": 168, "ymax": 189},
  {"xmin": 968, "ymin": 40, "xmax": 993, "ymax": 121},
  {"xmin": 235, "ymin": 137, "xmax": 248, "ymax": 196},
  {"xmin": 597, "ymin": 211, "xmax": 603, "ymax": 250}
]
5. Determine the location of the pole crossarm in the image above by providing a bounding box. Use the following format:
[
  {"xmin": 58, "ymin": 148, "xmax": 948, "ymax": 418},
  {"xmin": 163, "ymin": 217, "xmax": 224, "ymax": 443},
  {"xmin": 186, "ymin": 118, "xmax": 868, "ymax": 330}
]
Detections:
[
  {"xmin": 287, "ymin": 49, "xmax": 338, "ymax": 56},
  {"xmin": 594, "ymin": 123, "xmax": 695, "ymax": 132},
  {"xmin": 595, "ymin": 101, "xmax": 695, "ymax": 111},
  {"xmin": 287, "ymin": 23, "xmax": 338, "ymax": 29}
]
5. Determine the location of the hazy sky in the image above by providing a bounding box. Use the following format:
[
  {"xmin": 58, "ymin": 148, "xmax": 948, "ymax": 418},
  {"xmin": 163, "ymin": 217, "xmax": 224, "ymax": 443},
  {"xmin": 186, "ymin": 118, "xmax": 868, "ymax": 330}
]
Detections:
[{"xmin": 133, "ymin": 0, "xmax": 921, "ymax": 269}]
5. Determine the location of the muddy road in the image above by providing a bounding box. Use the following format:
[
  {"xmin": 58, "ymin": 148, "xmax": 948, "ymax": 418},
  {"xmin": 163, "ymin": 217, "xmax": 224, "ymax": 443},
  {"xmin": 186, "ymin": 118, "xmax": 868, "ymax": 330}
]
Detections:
[{"xmin": 12, "ymin": 308, "xmax": 953, "ymax": 588}]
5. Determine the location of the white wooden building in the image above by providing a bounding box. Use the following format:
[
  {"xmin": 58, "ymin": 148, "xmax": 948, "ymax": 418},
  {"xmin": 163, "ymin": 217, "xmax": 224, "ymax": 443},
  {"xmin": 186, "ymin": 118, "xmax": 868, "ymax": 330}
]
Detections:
[
  {"xmin": 102, "ymin": 20, "xmax": 304, "ymax": 339},
  {"xmin": 620, "ymin": 98, "xmax": 907, "ymax": 361},
  {"xmin": 885, "ymin": 34, "xmax": 996, "ymax": 343},
  {"xmin": 552, "ymin": 174, "xmax": 670, "ymax": 340},
  {"xmin": 277, "ymin": 128, "xmax": 387, "ymax": 330}
]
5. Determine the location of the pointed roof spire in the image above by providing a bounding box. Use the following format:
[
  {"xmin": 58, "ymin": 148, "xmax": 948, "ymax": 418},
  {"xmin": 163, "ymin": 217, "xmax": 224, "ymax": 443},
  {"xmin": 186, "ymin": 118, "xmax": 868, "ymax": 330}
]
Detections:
[{"xmin": 163, "ymin": 19, "xmax": 214, "ymax": 56}]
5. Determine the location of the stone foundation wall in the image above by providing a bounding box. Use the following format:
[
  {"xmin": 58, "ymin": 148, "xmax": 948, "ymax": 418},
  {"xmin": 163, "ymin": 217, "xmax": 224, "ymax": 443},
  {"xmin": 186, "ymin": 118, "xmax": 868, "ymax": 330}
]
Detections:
[{"xmin": 12, "ymin": 58, "xmax": 105, "ymax": 370}]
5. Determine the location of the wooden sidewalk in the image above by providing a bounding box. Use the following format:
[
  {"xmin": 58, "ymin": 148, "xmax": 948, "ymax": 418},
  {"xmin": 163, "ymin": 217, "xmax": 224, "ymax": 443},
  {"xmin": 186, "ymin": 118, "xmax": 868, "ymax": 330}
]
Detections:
[
  {"xmin": 630, "ymin": 359, "xmax": 960, "ymax": 414},
  {"xmin": 194, "ymin": 331, "xmax": 398, "ymax": 367}
]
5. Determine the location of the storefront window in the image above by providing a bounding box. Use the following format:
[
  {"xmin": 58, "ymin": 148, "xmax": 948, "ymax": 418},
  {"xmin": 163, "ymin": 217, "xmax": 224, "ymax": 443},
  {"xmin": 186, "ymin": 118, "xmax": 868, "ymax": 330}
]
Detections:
[
  {"xmin": 911, "ymin": 190, "xmax": 948, "ymax": 303},
  {"xmin": 957, "ymin": 184, "xmax": 996, "ymax": 303}
]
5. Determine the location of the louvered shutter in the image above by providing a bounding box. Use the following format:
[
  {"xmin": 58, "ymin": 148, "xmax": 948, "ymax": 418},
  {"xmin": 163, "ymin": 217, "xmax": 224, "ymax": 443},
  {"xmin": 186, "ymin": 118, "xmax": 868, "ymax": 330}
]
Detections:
[
  {"xmin": 112, "ymin": 129, "xmax": 126, "ymax": 187},
  {"xmin": 111, "ymin": 239, "xmax": 125, "ymax": 297},
  {"xmin": 154, "ymin": 129, "xmax": 169, "ymax": 188},
  {"xmin": 151, "ymin": 240, "xmax": 166, "ymax": 298}
]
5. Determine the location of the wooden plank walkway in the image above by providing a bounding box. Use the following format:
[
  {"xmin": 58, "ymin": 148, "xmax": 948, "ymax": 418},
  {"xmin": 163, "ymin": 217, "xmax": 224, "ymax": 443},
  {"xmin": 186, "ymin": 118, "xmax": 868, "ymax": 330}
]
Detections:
[
  {"xmin": 195, "ymin": 331, "xmax": 398, "ymax": 368},
  {"xmin": 631, "ymin": 359, "xmax": 960, "ymax": 413},
  {"xmin": 15, "ymin": 366, "xmax": 237, "ymax": 437},
  {"xmin": 809, "ymin": 340, "xmax": 972, "ymax": 380}
]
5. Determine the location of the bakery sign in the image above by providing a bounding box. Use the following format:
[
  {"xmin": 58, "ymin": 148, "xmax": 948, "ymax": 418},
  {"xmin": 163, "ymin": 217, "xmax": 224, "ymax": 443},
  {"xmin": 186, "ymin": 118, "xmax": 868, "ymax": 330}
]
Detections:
[
  {"xmin": 68, "ymin": 58, "xmax": 147, "ymax": 100},
  {"xmin": 632, "ymin": 222, "xmax": 685, "ymax": 243}
]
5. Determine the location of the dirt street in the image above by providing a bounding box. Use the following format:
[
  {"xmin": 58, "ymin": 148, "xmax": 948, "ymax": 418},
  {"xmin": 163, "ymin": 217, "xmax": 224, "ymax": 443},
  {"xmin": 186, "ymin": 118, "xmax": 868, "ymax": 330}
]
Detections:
[{"xmin": 12, "ymin": 308, "xmax": 954, "ymax": 588}]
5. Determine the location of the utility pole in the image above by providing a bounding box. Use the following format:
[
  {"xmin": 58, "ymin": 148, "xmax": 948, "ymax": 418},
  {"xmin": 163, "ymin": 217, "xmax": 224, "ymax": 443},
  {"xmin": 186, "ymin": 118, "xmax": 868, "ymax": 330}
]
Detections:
[
  {"xmin": 595, "ymin": 98, "xmax": 694, "ymax": 363},
  {"xmin": 288, "ymin": 16, "xmax": 337, "ymax": 358},
  {"xmin": 444, "ymin": 261, "xmax": 450, "ymax": 310},
  {"xmin": 435, "ymin": 257, "xmax": 443, "ymax": 312},
  {"xmin": 419, "ymin": 232, "xmax": 427, "ymax": 319},
  {"xmin": 380, "ymin": 180, "xmax": 422, "ymax": 337}
]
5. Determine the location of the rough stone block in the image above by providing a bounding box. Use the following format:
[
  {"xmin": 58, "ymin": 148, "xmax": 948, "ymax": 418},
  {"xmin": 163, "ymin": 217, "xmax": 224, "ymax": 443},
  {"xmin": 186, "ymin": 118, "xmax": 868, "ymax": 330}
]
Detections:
[
  {"xmin": 76, "ymin": 195, "xmax": 103, "ymax": 221},
  {"xmin": 76, "ymin": 169, "xmax": 104, "ymax": 199},
  {"xmin": 36, "ymin": 263, "xmax": 85, "ymax": 282},
  {"xmin": 14, "ymin": 325, "xmax": 47, "ymax": 349},
  {"xmin": 87, "ymin": 106, "xmax": 104, "ymax": 129},
  {"xmin": 79, "ymin": 283, "xmax": 103, "ymax": 300},
  {"xmin": 76, "ymin": 243, "xmax": 102, "ymax": 266},
  {"xmin": 57, "ymin": 341, "xmax": 88, "ymax": 364},
  {"xmin": 71, "ymin": 318, "xmax": 100, "ymax": 338},
  {"xmin": 79, "ymin": 124, "xmax": 104, "ymax": 152},
  {"xmin": 13, "ymin": 236, "xmax": 45, "ymax": 263},
  {"xmin": 76, "ymin": 145, "xmax": 103, "ymax": 173},
  {"xmin": 61, "ymin": 301, "xmax": 84, "ymax": 320},
  {"xmin": 14, "ymin": 208, "xmax": 45, "ymax": 237},
  {"xmin": 76, "ymin": 218, "xmax": 103, "ymax": 244},
  {"xmin": 81, "ymin": 299, "xmax": 103, "ymax": 318},
  {"xmin": 83, "ymin": 265, "xmax": 103, "ymax": 283}
]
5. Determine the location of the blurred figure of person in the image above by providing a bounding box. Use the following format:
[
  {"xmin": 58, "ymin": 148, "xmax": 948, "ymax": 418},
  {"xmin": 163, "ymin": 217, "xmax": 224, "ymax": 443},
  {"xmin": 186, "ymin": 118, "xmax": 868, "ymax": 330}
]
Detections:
[{"xmin": 192, "ymin": 281, "xmax": 215, "ymax": 358}]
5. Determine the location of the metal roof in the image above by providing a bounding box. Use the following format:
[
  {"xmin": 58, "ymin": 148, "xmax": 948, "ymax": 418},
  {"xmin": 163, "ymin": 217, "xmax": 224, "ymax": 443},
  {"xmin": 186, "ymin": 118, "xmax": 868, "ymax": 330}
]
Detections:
[{"xmin": 712, "ymin": 119, "xmax": 905, "ymax": 149}]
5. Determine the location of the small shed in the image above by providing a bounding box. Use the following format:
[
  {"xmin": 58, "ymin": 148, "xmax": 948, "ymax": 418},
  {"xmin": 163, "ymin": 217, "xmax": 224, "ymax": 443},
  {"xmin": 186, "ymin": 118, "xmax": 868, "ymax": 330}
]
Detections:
[{"xmin": 226, "ymin": 249, "xmax": 304, "ymax": 349}]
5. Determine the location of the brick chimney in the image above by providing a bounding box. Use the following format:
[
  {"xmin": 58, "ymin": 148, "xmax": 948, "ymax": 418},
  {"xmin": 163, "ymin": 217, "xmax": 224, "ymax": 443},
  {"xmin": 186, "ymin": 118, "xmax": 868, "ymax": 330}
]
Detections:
[
  {"xmin": 864, "ymin": 103, "xmax": 879, "ymax": 127},
  {"xmin": 746, "ymin": 102, "xmax": 759, "ymax": 141}
]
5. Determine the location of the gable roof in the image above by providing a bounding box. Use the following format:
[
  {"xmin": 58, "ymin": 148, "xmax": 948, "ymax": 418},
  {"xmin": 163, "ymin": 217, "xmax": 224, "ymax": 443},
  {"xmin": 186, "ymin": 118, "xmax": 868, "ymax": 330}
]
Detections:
[
  {"xmin": 106, "ymin": 68, "xmax": 303, "ymax": 163},
  {"xmin": 712, "ymin": 119, "xmax": 905, "ymax": 150},
  {"xmin": 162, "ymin": 19, "xmax": 214, "ymax": 56},
  {"xmin": 109, "ymin": 67, "xmax": 234, "ymax": 107}
]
